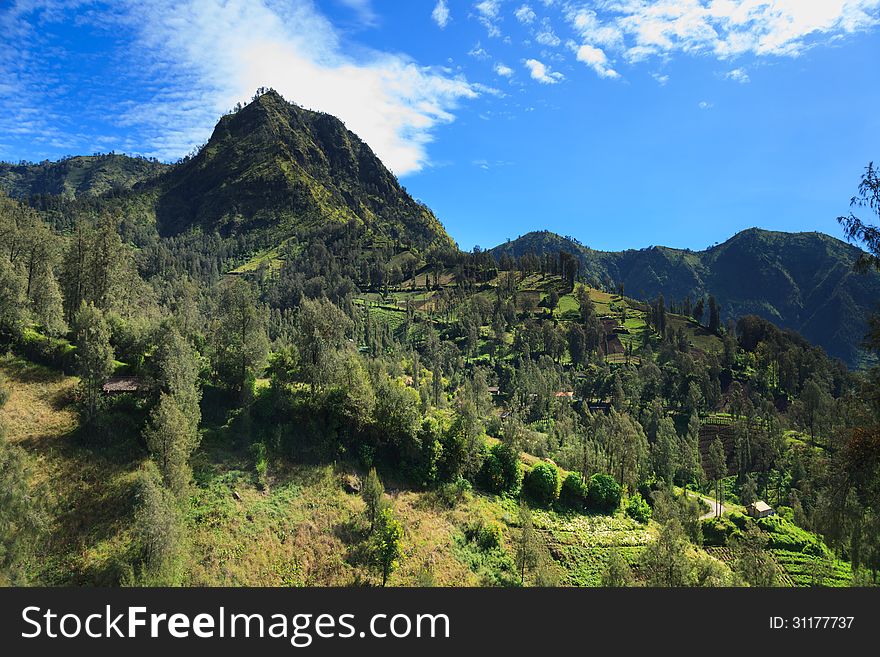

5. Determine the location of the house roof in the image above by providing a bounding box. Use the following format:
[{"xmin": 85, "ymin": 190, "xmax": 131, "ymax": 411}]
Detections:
[
  {"xmin": 748, "ymin": 501, "xmax": 773, "ymax": 513},
  {"xmin": 102, "ymin": 376, "xmax": 143, "ymax": 393}
]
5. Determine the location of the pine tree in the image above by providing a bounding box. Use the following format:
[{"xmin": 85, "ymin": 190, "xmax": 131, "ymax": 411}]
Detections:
[{"xmin": 73, "ymin": 302, "xmax": 114, "ymax": 429}]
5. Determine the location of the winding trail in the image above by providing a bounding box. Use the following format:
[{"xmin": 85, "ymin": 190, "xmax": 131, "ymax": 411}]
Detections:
[{"xmin": 688, "ymin": 491, "xmax": 726, "ymax": 520}]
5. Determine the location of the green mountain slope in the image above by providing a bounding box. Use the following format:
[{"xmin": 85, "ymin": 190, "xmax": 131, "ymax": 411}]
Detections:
[
  {"xmin": 0, "ymin": 154, "xmax": 169, "ymax": 199},
  {"xmin": 146, "ymin": 89, "xmax": 453, "ymax": 249},
  {"xmin": 491, "ymin": 229, "xmax": 880, "ymax": 367}
]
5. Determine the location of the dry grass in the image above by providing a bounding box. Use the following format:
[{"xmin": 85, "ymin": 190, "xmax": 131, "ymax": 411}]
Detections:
[{"xmin": 0, "ymin": 356, "xmax": 148, "ymax": 584}]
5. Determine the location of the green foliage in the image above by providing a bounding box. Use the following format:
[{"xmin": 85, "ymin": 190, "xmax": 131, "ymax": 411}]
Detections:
[
  {"xmin": 586, "ymin": 473, "xmax": 622, "ymax": 514},
  {"xmin": 362, "ymin": 467, "xmax": 386, "ymax": 533},
  {"xmin": 625, "ymin": 493, "xmax": 652, "ymax": 524},
  {"xmin": 525, "ymin": 462, "xmax": 561, "ymax": 505},
  {"xmin": 560, "ymin": 472, "xmax": 588, "ymax": 509},
  {"xmin": 480, "ymin": 441, "xmax": 522, "ymax": 495},
  {"xmin": 701, "ymin": 515, "xmax": 742, "ymax": 547},
  {"xmin": 465, "ymin": 517, "xmax": 504, "ymax": 551},
  {"xmin": 143, "ymin": 393, "xmax": 199, "ymax": 495},
  {"xmin": 601, "ymin": 550, "xmax": 635, "ymax": 587},
  {"xmin": 0, "ymin": 154, "xmax": 168, "ymax": 199},
  {"xmin": 294, "ymin": 297, "xmax": 352, "ymax": 395},
  {"xmin": 251, "ymin": 441, "xmax": 268, "ymax": 490},
  {"xmin": 0, "ymin": 429, "xmax": 45, "ymax": 585},
  {"xmin": 210, "ymin": 278, "xmax": 268, "ymax": 395},
  {"xmin": 370, "ymin": 506, "xmax": 403, "ymax": 586},
  {"xmin": 755, "ymin": 515, "xmax": 830, "ymax": 557},
  {"xmin": 73, "ymin": 302, "xmax": 114, "ymax": 429},
  {"xmin": 129, "ymin": 462, "xmax": 183, "ymax": 586}
]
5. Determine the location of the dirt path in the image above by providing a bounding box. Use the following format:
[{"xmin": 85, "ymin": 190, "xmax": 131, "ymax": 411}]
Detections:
[{"xmin": 688, "ymin": 491, "xmax": 726, "ymax": 520}]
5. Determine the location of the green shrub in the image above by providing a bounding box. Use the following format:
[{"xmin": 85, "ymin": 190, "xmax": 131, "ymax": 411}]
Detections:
[
  {"xmin": 480, "ymin": 442, "xmax": 522, "ymax": 495},
  {"xmin": 701, "ymin": 515, "xmax": 741, "ymax": 546},
  {"xmin": 586, "ymin": 473, "xmax": 621, "ymax": 514},
  {"xmin": 437, "ymin": 477, "xmax": 472, "ymax": 507},
  {"xmin": 560, "ymin": 472, "xmax": 588, "ymax": 509},
  {"xmin": 524, "ymin": 462, "xmax": 561, "ymax": 505},
  {"xmin": 625, "ymin": 493, "xmax": 651, "ymax": 524},
  {"xmin": 466, "ymin": 518, "xmax": 504, "ymax": 550},
  {"xmin": 250, "ymin": 441, "xmax": 268, "ymax": 490}
]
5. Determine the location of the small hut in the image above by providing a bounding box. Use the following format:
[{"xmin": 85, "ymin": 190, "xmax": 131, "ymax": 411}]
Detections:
[{"xmin": 745, "ymin": 500, "xmax": 775, "ymax": 519}]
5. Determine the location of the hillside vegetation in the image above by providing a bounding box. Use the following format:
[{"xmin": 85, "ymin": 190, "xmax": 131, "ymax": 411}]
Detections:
[
  {"xmin": 0, "ymin": 90, "xmax": 877, "ymax": 589},
  {"xmin": 491, "ymin": 229, "xmax": 880, "ymax": 367}
]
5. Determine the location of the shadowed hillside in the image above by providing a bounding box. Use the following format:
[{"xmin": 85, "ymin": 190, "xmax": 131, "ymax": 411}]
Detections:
[{"xmin": 491, "ymin": 229, "xmax": 880, "ymax": 367}]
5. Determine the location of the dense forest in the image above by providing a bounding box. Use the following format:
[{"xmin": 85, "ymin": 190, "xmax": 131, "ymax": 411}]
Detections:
[{"xmin": 0, "ymin": 92, "xmax": 878, "ymax": 588}]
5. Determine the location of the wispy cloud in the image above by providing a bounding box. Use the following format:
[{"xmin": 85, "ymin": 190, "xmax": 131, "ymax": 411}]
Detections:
[
  {"xmin": 524, "ymin": 58, "xmax": 564, "ymax": 83},
  {"xmin": 335, "ymin": 0, "xmax": 378, "ymax": 27},
  {"xmin": 495, "ymin": 62, "xmax": 514, "ymax": 76},
  {"xmin": 515, "ymin": 4, "xmax": 537, "ymax": 24},
  {"xmin": 535, "ymin": 17, "xmax": 562, "ymax": 46},
  {"xmin": 0, "ymin": 0, "xmax": 480, "ymax": 175},
  {"xmin": 652, "ymin": 72, "xmax": 670, "ymax": 85},
  {"xmin": 565, "ymin": 0, "xmax": 880, "ymax": 66},
  {"xmin": 725, "ymin": 67, "xmax": 750, "ymax": 83},
  {"xmin": 474, "ymin": 0, "xmax": 503, "ymax": 37},
  {"xmin": 432, "ymin": 0, "xmax": 450, "ymax": 29}
]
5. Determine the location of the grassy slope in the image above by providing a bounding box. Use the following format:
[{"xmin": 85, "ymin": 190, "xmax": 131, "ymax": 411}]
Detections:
[{"xmin": 4, "ymin": 353, "xmax": 848, "ymax": 587}]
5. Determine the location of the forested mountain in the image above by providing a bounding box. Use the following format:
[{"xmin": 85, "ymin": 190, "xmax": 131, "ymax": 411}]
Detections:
[
  {"xmin": 1, "ymin": 89, "xmax": 879, "ymax": 590},
  {"xmin": 141, "ymin": 88, "xmax": 453, "ymax": 249},
  {"xmin": 0, "ymin": 154, "xmax": 169, "ymax": 199},
  {"xmin": 491, "ymin": 229, "xmax": 880, "ymax": 367}
]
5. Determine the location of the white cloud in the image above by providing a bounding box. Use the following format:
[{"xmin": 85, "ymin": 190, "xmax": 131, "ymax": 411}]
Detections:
[
  {"xmin": 524, "ymin": 58, "xmax": 564, "ymax": 83},
  {"xmin": 652, "ymin": 72, "xmax": 670, "ymax": 85},
  {"xmin": 1, "ymin": 0, "xmax": 479, "ymax": 175},
  {"xmin": 564, "ymin": 0, "xmax": 880, "ymax": 64},
  {"xmin": 432, "ymin": 0, "xmax": 450, "ymax": 29},
  {"xmin": 726, "ymin": 67, "xmax": 750, "ymax": 83},
  {"xmin": 475, "ymin": 0, "xmax": 503, "ymax": 37},
  {"xmin": 495, "ymin": 62, "xmax": 515, "ymax": 76},
  {"xmin": 515, "ymin": 4, "xmax": 537, "ymax": 24},
  {"xmin": 336, "ymin": 0, "xmax": 377, "ymax": 26},
  {"xmin": 698, "ymin": 100, "xmax": 714, "ymax": 109},
  {"xmin": 536, "ymin": 17, "xmax": 562, "ymax": 45},
  {"xmin": 468, "ymin": 41, "xmax": 491, "ymax": 59},
  {"xmin": 573, "ymin": 43, "xmax": 620, "ymax": 78}
]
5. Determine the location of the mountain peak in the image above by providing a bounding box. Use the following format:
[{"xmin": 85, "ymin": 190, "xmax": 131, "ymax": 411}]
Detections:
[{"xmin": 148, "ymin": 90, "xmax": 453, "ymax": 249}]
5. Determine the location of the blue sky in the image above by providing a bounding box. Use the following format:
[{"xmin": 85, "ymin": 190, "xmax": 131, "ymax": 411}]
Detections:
[{"xmin": 1, "ymin": 1, "xmax": 879, "ymax": 252}]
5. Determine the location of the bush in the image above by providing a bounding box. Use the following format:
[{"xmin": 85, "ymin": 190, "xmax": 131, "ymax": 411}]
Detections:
[
  {"xmin": 560, "ymin": 472, "xmax": 588, "ymax": 509},
  {"xmin": 625, "ymin": 493, "xmax": 651, "ymax": 524},
  {"xmin": 436, "ymin": 477, "xmax": 472, "ymax": 507},
  {"xmin": 701, "ymin": 515, "xmax": 741, "ymax": 546},
  {"xmin": 466, "ymin": 518, "xmax": 504, "ymax": 550},
  {"xmin": 524, "ymin": 462, "xmax": 560, "ymax": 505},
  {"xmin": 250, "ymin": 441, "xmax": 268, "ymax": 490},
  {"xmin": 480, "ymin": 442, "xmax": 522, "ymax": 495},
  {"xmin": 586, "ymin": 473, "xmax": 621, "ymax": 514}
]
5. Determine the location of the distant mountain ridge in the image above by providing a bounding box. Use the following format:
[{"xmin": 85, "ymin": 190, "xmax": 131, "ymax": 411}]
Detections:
[
  {"xmin": 490, "ymin": 229, "xmax": 880, "ymax": 367},
  {"xmin": 0, "ymin": 154, "xmax": 169, "ymax": 199}
]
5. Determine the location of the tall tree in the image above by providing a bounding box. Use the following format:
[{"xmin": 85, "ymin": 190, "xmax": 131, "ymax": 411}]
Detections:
[
  {"xmin": 130, "ymin": 462, "xmax": 183, "ymax": 585},
  {"xmin": 294, "ymin": 297, "xmax": 352, "ymax": 395},
  {"xmin": 143, "ymin": 393, "xmax": 199, "ymax": 495},
  {"xmin": 515, "ymin": 502, "xmax": 541, "ymax": 585},
  {"xmin": 708, "ymin": 295, "xmax": 721, "ymax": 334},
  {"xmin": 210, "ymin": 278, "xmax": 268, "ymax": 396},
  {"xmin": 362, "ymin": 467, "xmax": 386, "ymax": 534},
  {"xmin": 73, "ymin": 302, "xmax": 114, "ymax": 429},
  {"xmin": 708, "ymin": 438, "xmax": 727, "ymax": 518}
]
